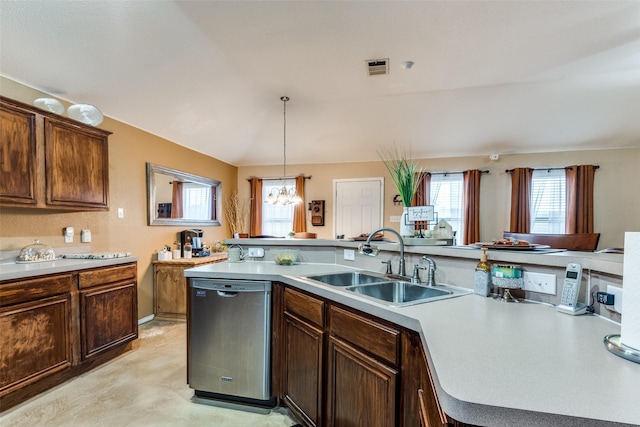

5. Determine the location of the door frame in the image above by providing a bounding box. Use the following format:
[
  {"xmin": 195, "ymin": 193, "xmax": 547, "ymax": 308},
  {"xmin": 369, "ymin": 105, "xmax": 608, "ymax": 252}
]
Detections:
[{"xmin": 333, "ymin": 178, "xmax": 385, "ymax": 238}]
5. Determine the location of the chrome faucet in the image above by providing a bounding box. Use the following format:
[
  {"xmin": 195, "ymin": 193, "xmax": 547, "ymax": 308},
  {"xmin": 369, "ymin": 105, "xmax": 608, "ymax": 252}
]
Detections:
[
  {"xmin": 421, "ymin": 256, "xmax": 437, "ymax": 287},
  {"xmin": 360, "ymin": 227, "xmax": 406, "ymax": 277}
]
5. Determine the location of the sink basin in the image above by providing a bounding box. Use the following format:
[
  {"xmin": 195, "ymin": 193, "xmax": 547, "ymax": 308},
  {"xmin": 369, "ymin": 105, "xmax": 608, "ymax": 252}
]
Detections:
[
  {"xmin": 346, "ymin": 282, "xmax": 470, "ymax": 307},
  {"xmin": 305, "ymin": 271, "xmax": 388, "ymax": 287}
]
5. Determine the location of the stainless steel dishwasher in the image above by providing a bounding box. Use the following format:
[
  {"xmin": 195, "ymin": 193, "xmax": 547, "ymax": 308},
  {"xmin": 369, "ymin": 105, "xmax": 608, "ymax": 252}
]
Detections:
[{"xmin": 188, "ymin": 278, "xmax": 274, "ymax": 407}]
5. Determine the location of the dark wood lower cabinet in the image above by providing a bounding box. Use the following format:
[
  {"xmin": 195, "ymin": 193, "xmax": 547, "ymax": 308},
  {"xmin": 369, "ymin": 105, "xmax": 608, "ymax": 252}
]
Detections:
[
  {"xmin": 326, "ymin": 336, "xmax": 398, "ymax": 427},
  {"xmin": 283, "ymin": 312, "xmax": 324, "ymax": 426},
  {"xmin": 0, "ymin": 294, "xmax": 72, "ymax": 396},
  {"xmin": 402, "ymin": 332, "xmax": 448, "ymax": 427},
  {"xmin": 0, "ymin": 262, "xmax": 137, "ymax": 411},
  {"xmin": 275, "ymin": 284, "xmax": 462, "ymax": 427},
  {"xmin": 80, "ymin": 282, "xmax": 137, "ymax": 359}
]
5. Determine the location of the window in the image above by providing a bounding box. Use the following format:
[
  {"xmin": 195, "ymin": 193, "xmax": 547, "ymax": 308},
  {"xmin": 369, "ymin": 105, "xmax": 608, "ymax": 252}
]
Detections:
[
  {"xmin": 530, "ymin": 169, "xmax": 565, "ymax": 233},
  {"xmin": 182, "ymin": 182, "xmax": 212, "ymax": 220},
  {"xmin": 430, "ymin": 174, "xmax": 464, "ymax": 240},
  {"xmin": 262, "ymin": 179, "xmax": 294, "ymax": 236}
]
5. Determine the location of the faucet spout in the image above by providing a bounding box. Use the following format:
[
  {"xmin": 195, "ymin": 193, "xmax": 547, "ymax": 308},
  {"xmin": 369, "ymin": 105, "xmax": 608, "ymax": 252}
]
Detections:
[{"xmin": 363, "ymin": 228, "xmax": 406, "ymax": 277}]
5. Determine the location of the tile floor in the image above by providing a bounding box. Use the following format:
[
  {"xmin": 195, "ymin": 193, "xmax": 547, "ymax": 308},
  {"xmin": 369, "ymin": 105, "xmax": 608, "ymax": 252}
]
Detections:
[{"xmin": 0, "ymin": 320, "xmax": 297, "ymax": 427}]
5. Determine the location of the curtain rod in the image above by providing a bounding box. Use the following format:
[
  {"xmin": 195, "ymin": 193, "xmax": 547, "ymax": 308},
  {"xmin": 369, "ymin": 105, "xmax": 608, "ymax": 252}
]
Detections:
[
  {"xmin": 247, "ymin": 175, "xmax": 312, "ymax": 182},
  {"xmin": 426, "ymin": 170, "xmax": 490, "ymax": 176},
  {"xmin": 505, "ymin": 166, "xmax": 600, "ymax": 173}
]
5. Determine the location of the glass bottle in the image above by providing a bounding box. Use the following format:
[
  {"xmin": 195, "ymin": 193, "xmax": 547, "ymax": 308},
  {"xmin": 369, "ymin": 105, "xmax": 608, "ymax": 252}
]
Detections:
[
  {"xmin": 184, "ymin": 238, "xmax": 192, "ymax": 259},
  {"xmin": 474, "ymin": 248, "xmax": 491, "ymax": 296}
]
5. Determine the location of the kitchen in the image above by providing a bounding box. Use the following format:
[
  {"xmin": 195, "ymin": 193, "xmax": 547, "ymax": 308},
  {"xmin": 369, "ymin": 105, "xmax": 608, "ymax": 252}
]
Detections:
[{"xmin": 2, "ymin": 1, "xmax": 640, "ymax": 426}]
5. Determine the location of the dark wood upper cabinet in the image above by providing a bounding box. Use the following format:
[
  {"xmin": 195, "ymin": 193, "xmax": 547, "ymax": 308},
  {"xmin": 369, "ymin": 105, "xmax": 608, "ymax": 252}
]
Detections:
[
  {"xmin": 0, "ymin": 100, "xmax": 38, "ymax": 205},
  {"xmin": 0, "ymin": 96, "xmax": 111, "ymax": 211}
]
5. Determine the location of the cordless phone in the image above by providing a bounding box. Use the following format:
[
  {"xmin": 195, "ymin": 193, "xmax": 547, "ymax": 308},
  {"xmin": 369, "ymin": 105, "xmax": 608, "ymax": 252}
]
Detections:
[{"xmin": 557, "ymin": 263, "xmax": 587, "ymax": 315}]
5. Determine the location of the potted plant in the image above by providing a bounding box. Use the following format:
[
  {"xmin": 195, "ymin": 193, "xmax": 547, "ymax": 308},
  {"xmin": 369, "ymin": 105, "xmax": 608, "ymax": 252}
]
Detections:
[
  {"xmin": 224, "ymin": 191, "xmax": 248, "ymax": 238},
  {"xmin": 378, "ymin": 146, "xmax": 423, "ymax": 237}
]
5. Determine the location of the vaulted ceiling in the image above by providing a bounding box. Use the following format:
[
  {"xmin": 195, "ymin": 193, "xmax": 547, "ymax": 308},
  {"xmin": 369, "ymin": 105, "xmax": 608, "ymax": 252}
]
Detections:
[{"xmin": 2, "ymin": 1, "xmax": 639, "ymax": 166}]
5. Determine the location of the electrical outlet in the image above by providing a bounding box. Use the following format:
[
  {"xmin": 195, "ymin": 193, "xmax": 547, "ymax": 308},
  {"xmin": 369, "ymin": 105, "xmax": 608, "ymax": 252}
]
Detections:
[
  {"xmin": 344, "ymin": 249, "xmax": 355, "ymax": 261},
  {"xmin": 390, "ymin": 216, "xmax": 401, "ymax": 223},
  {"xmin": 607, "ymin": 285, "xmax": 623, "ymax": 314},
  {"xmin": 248, "ymin": 247, "xmax": 264, "ymax": 258},
  {"xmin": 522, "ymin": 271, "xmax": 556, "ymax": 295},
  {"xmin": 64, "ymin": 227, "xmax": 74, "ymax": 243},
  {"xmin": 117, "ymin": 208, "xmax": 124, "ymax": 218}
]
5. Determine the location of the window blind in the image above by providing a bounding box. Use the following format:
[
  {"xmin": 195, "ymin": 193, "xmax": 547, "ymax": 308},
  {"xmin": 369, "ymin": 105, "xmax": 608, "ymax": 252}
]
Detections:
[{"xmin": 530, "ymin": 169, "xmax": 566, "ymax": 233}]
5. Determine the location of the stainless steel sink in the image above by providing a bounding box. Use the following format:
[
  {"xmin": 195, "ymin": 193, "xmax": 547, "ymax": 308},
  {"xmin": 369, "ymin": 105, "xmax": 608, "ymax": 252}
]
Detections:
[
  {"xmin": 304, "ymin": 271, "xmax": 388, "ymax": 287},
  {"xmin": 304, "ymin": 271, "xmax": 472, "ymax": 307},
  {"xmin": 346, "ymin": 282, "xmax": 471, "ymax": 307}
]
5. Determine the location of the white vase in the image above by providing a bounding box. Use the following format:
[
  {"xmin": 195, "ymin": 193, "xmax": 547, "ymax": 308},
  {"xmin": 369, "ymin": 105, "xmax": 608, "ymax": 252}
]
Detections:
[{"xmin": 400, "ymin": 207, "xmax": 414, "ymax": 237}]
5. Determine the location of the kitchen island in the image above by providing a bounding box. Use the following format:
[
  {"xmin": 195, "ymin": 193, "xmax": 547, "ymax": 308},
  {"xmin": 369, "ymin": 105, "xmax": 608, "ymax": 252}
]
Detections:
[{"xmin": 184, "ymin": 242, "xmax": 637, "ymax": 427}]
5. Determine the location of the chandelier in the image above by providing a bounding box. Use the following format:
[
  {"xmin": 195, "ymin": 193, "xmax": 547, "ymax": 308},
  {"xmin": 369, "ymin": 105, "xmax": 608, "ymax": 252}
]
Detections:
[{"xmin": 264, "ymin": 96, "xmax": 302, "ymax": 205}]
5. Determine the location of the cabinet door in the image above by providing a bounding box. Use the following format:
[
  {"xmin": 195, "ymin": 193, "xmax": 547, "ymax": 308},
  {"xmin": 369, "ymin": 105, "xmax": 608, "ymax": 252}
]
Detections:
[
  {"xmin": 281, "ymin": 287, "xmax": 325, "ymax": 426},
  {"xmin": 80, "ymin": 282, "xmax": 137, "ymax": 359},
  {"xmin": 154, "ymin": 264, "xmax": 188, "ymax": 319},
  {"xmin": 402, "ymin": 332, "xmax": 448, "ymax": 427},
  {"xmin": 0, "ymin": 294, "xmax": 72, "ymax": 396},
  {"xmin": 44, "ymin": 117, "xmax": 109, "ymax": 210},
  {"xmin": 283, "ymin": 312, "xmax": 323, "ymax": 427},
  {"xmin": 326, "ymin": 336, "xmax": 398, "ymax": 427},
  {"xmin": 0, "ymin": 101, "xmax": 38, "ymax": 205}
]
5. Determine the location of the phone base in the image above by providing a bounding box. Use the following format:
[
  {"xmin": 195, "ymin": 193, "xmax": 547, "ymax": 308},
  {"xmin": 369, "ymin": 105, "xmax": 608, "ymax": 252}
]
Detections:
[{"xmin": 557, "ymin": 303, "xmax": 588, "ymax": 315}]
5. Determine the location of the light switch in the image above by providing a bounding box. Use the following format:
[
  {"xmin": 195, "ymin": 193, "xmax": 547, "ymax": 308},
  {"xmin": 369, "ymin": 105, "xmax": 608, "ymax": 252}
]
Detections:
[{"xmin": 81, "ymin": 229, "xmax": 92, "ymax": 243}]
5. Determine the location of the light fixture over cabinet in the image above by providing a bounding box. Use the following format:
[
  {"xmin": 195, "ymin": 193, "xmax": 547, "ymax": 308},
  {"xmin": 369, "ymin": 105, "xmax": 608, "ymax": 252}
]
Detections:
[{"xmin": 264, "ymin": 96, "xmax": 302, "ymax": 205}]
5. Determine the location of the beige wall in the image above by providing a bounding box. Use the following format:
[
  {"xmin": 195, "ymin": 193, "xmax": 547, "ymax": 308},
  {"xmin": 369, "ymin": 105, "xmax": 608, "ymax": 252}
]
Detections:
[
  {"xmin": 0, "ymin": 78, "xmax": 238, "ymax": 318},
  {"xmin": 239, "ymin": 148, "xmax": 640, "ymax": 249},
  {"xmin": 3, "ymin": 77, "xmax": 639, "ymax": 320}
]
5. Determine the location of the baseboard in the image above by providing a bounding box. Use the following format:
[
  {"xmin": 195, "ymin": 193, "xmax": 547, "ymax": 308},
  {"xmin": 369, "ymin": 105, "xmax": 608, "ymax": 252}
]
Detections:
[{"xmin": 138, "ymin": 314, "xmax": 155, "ymax": 325}]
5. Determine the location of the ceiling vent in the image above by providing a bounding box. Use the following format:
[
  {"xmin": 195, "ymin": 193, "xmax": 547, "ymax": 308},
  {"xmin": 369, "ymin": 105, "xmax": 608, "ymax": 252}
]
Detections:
[{"xmin": 366, "ymin": 58, "xmax": 389, "ymax": 76}]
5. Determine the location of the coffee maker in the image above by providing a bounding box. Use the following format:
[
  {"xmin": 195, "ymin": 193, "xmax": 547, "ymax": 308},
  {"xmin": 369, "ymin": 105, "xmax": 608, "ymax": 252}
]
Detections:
[{"xmin": 179, "ymin": 229, "xmax": 210, "ymax": 257}]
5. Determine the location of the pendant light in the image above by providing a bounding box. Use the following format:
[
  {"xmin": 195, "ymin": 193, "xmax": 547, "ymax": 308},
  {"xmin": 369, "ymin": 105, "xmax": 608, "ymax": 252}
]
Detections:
[{"xmin": 265, "ymin": 96, "xmax": 302, "ymax": 205}]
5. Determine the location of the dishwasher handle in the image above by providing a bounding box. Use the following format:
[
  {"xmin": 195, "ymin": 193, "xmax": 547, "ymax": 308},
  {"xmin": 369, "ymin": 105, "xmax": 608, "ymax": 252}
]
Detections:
[{"xmin": 217, "ymin": 291, "xmax": 238, "ymax": 297}]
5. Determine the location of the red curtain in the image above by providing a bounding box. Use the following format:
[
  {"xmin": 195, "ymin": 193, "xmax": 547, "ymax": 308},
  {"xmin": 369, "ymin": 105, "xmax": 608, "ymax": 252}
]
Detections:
[
  {"xmin": 463, "ymin": 169, "xmax": 482, "ymax": 245},
  {"xmin": 292, "ymin": 176, "xmax": 307, "ymax": 232},
  {"xmin": 566, "ymin": 165, "xmax": 597, "ymax": 233},
  {"xmin": 509, "ymin": 168, "xmax": 533, "ymax": 233},
  {"xmin": 249, "ymin": 178, "xmax": 263, "ymax": 237},
  {"xmin": 171, "ymin": 181, "xmax": 183, "ymax": 218}
]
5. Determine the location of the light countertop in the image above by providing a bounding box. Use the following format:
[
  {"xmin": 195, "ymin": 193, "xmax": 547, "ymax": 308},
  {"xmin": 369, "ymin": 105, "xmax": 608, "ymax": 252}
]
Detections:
[
  {"xmin": 225, "ymin": 238, "xmax": 624, "ymax": 276},
  {"xmin": 0, "ymin": 256, "xmax": 139, "ymax": 281},
  {"xmin": 185, "ymin": 261, "xmax": 638, "ymax": 427}
]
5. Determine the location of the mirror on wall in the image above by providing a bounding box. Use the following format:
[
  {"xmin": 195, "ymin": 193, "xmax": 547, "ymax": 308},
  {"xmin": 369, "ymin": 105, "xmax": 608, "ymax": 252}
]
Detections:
[{"xmin": 146, "ymin": 163, "xmax": 221, "ymax": 226}]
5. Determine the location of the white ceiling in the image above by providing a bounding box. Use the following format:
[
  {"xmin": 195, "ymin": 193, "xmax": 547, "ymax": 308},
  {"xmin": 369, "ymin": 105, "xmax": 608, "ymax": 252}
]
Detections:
[{"xmin": 2, "ymin": 1, "xmax": 639, "ymax": 167}]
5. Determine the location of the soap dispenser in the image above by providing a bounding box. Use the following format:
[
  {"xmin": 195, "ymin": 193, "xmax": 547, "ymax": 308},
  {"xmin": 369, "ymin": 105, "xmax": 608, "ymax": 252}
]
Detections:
[{"xmin": 474, "ymin": 248, "xmax": 491, "ymax": 296}]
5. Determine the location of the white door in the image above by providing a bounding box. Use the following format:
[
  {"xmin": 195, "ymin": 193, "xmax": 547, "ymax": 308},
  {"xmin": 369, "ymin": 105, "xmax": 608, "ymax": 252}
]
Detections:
[{"xmin": 334, "ymin": 178, "xmax": 384, "ymax": 238}]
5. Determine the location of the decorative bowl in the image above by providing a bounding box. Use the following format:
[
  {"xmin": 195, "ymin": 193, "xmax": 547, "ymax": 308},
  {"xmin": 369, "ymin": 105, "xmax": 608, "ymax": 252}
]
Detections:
[{"xmin": 274, "ymin": 249, "xmax": 299, "ymax": 266}]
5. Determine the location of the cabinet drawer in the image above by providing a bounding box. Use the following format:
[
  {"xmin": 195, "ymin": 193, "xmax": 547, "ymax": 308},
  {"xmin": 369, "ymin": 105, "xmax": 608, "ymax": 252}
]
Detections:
[
  {"xmin": 284, "ymin": 287, "xmax": 324, "ymax": 328},
  {"xmin": 78, "ymin": 263, "xmax": 136, "ymax": 289},
  {"xmin": 0, "ymin": 274, "xmax": 74, "ymax": 306},
  {"xmin": 329, "ymin": 305, "xmax": 400, "ymax": 366}
]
